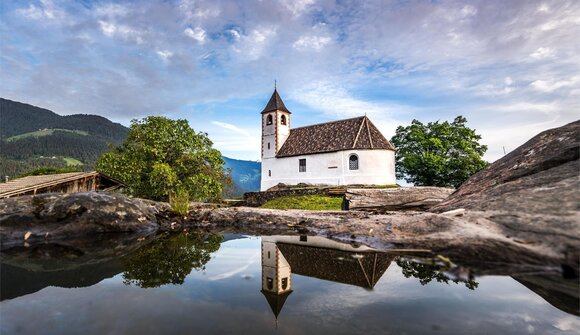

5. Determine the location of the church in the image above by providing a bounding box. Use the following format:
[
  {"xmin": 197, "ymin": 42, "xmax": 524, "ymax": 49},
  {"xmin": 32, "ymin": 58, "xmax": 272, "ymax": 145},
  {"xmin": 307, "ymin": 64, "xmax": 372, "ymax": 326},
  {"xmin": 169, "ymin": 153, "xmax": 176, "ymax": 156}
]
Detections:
[{"xmin": 260, "ymin": 88, "xmax": 396, "ymax": 191}]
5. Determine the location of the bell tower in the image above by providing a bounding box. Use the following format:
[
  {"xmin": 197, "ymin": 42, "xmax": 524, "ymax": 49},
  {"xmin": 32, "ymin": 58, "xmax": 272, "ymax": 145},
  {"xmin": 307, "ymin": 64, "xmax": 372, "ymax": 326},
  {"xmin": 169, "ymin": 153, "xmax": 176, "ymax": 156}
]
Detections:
[
  {"xmin": 261, "ymin": 86, "xmax": 291, "ymax": 159},
  {"xmin": 261, "ymin": 237, "xmax": 292, "ymax": 320}
]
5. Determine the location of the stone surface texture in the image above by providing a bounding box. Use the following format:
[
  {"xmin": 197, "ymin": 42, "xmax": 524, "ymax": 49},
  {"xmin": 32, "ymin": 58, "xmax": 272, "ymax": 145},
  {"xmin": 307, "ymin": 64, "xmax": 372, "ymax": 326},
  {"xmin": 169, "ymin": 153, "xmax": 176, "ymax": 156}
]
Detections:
[
  {"xmin": 344, "ymin": 186, "xmax": 454, "ymax": 212},
  {"xmin": 0, "ymin": 192, "xmax": 163, "ymax": 249}
]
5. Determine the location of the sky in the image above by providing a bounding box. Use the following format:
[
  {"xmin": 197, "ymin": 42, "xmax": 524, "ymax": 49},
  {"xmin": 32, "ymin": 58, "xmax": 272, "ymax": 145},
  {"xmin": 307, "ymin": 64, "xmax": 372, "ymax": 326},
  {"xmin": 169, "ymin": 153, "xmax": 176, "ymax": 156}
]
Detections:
[{"xmin": 1, "ymin": 0, "xmax": 579, "ymax": 161}]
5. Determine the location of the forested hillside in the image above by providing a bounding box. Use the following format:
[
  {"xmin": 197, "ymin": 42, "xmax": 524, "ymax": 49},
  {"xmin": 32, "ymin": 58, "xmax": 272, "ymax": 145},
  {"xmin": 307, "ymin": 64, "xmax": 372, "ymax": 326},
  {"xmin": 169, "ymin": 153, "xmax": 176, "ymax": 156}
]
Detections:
[
  {"xmin": 0, "ymin": 98, "xmax": 128, "ymax": 141},
  {"xmin": 0, "ymin": 98, "xmax": 128, "ymax": 177},
  {"xmin": 0, "ymin": 98, "xmax": 261, "ymax": 195}
]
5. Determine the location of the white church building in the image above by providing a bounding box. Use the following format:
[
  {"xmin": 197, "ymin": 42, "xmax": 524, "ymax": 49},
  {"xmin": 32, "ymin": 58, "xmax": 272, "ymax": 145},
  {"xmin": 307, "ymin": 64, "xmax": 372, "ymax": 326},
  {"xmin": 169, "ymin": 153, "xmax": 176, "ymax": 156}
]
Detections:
[{"xmin": 260, "ymin": 89, "xmax": 396, "ymax": 191}]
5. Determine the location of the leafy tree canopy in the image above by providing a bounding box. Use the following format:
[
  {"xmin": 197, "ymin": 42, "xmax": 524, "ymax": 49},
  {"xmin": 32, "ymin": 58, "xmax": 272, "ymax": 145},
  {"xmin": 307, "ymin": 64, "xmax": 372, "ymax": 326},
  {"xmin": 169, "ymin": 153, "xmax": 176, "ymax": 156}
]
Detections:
[
  {"xmin": 96, "ymin": 116, "xmax": 230, "ymax": 201},
  {"xmin": 390, "ymin": 116, "xmax": 488, "ymax": 188}
]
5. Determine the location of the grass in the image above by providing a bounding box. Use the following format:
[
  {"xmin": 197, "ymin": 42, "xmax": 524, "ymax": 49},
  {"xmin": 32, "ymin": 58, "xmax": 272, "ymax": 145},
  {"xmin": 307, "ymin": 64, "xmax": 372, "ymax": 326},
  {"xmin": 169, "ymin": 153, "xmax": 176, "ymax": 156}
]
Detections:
[
  {"xmin": 169, "ymin": 188, "xmax": 190, "ymax": 216},
  {"xmin": 63, "ymin": 157, "xmax": 84, "ymax": 166},
  {"xmin": 260, "ymin": 194, "xmax": 343, "ymax": 211},
  {"xmin": 7, "ymin": 129, "xmax": 89, "ymax": 141}
]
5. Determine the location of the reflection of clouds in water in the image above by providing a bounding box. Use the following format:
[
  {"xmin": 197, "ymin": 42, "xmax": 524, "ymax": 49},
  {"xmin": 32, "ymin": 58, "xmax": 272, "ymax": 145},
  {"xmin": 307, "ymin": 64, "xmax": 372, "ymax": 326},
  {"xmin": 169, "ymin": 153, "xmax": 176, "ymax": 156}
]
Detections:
[
  {"xmin": 197, "ymin": 238, "xmax": 261, "ymax": 281},
  {"xmin": 554, "ymin": 317, "xmax": 580, "ymax": 332}
]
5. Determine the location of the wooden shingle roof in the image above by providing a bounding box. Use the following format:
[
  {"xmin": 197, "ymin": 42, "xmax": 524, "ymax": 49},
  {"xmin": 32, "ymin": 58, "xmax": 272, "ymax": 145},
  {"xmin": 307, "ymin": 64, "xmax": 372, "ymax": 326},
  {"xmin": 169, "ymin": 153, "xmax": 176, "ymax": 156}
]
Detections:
[
  {"xmin": 276, "ymin": 116, "xmax": 395, "ymax": 158},
  {"xmin": 277, "ymin": 243, "xmax": 394, "ymax": 289},
  {"xmin": 0, "ymin": 172, "xmax": 125, "ymax": 198},
  {"xmin": 261, "ymin": 89, "xmax": 291, "ymax": 114}
]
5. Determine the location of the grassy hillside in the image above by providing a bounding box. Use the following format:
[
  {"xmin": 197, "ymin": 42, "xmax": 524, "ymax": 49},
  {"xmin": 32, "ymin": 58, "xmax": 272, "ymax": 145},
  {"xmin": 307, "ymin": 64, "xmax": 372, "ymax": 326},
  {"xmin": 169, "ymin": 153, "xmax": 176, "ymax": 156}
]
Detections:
[{"xmin": 6, "ymin": 129, "xmax": 88, "ymax": 141}]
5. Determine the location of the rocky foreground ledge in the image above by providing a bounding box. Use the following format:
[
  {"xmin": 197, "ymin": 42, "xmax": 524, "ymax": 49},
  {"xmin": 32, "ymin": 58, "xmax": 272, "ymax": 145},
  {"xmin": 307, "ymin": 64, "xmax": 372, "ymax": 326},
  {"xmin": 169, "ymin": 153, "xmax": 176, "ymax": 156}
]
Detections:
[{"xmin": 1, "ymin": 121, "xmax": 579, "ymax": 272}]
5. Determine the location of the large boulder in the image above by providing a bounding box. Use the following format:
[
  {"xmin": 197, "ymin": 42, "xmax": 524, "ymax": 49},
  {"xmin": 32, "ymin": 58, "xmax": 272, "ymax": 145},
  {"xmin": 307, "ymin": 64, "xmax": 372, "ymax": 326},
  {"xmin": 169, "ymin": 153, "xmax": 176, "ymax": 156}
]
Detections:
[
  {"xmin": 0, "ymin": 192, "xmax": 164, "ymax": 249},
  {"xmin": 343, "ymin": 187, "xmax": 454, "ymax": 212},
  {"xmin": 431, "ymin": 120, "xmax": 579, "ymax": 215}
]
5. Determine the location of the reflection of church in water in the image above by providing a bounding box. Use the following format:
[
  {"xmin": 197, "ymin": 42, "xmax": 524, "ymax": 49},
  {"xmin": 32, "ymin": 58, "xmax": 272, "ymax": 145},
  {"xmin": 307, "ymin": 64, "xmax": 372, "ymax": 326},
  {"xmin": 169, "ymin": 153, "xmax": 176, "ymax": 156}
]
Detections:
[{"xmin": 260, "ymin": 235, "xmax": 395, "ymax": 319}]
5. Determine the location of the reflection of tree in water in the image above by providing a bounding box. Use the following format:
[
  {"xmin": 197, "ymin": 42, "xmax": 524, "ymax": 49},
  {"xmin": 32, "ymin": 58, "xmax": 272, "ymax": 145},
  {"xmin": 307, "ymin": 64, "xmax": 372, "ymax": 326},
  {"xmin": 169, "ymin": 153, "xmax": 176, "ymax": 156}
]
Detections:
[
  {"xmin": 396, "ymin": 258, "xmax": 479, "ymax": 290},
  {"xmin": 122, "ymin": 232, "xmax": 223, "ymax": 288}
]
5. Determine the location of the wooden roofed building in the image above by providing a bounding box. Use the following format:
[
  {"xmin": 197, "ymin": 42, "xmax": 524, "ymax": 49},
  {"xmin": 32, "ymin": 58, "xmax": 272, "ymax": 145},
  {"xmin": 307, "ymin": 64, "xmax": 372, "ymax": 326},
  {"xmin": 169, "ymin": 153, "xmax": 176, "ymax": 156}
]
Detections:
[{"xmin": 0, "ymin": 171, "xmax": 125, "ymax": 198}]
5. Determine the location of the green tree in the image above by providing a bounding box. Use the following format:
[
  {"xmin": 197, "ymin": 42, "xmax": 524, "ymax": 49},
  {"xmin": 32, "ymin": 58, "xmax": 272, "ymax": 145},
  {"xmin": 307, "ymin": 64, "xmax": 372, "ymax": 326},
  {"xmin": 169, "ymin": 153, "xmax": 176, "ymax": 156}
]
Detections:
[
  {"xmin": 396, "ymin": 258, "xmax": 478, "ymax": 290},
  {"xmin": 96, "ymin": 116, "xmax": 230, "ymax": 201},
  {"xmin": 391, "ymin": 116, "xmax": 488, "ymax": 188},
  {"xmin": 122, "ymin": 233, "xmax": 223, "ymax": 288}
]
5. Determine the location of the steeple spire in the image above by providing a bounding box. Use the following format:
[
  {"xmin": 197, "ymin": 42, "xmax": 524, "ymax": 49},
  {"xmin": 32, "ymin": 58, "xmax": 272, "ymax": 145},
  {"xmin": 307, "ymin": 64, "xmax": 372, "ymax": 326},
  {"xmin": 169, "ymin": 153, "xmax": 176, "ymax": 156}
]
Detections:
[{"xmin": 261, "ymin": 87, "xmax": 291, "ymax": 114}]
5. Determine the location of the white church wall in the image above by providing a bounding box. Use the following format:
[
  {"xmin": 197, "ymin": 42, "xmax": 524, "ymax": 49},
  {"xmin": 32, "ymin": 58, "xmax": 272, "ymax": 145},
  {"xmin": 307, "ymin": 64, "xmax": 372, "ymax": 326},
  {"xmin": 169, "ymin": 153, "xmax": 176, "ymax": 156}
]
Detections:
[{"xmin": 261, "ymin": 149, "xmax": 395, "ymax": 191}]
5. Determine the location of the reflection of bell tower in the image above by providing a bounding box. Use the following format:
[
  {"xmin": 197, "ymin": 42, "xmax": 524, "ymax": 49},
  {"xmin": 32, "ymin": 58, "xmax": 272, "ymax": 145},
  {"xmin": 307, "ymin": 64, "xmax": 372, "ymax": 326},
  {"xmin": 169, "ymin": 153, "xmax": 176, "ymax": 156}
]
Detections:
[{"xmin": 261, "ymin": 239, "xmax": 292, "ymax": 320}]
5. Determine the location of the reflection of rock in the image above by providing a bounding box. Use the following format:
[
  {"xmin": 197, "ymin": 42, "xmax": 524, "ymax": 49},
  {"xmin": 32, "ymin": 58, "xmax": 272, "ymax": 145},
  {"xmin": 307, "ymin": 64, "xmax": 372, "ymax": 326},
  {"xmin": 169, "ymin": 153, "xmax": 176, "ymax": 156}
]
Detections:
[
  {"xmin": 513, "ymin": 274, "xmax": 580, "ymax": 316},
  {"xmin": 0, "ymin": 192, "xmax": 163, "ymax": 249},
  {"xmin": 0, "ymin": 233, "xmax": 155, "ymax": 301},
  {"xmin": 343, "ymin": 187, "xmax": 454, "ymax": 212},
  {"xmin": 0, "ymin": 260, "xmax": 122, "ymax": 301}
]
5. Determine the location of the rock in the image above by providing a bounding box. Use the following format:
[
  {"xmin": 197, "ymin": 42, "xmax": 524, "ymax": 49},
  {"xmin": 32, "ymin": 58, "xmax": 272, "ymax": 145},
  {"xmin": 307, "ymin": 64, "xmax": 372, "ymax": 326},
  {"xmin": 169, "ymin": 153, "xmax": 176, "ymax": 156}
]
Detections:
[
  {"xmin": 185, "ymin": 205, "xmax": 579, "ymax": 269},
  {"xmin": 0, "ymin": 192, "xmax": 162, "ymax": 249},
  {"xmin": 431, "ymin": 120, "xmax": 579, "ymax": 215},
  {"xmin": 343, "ymin": 187, "xmax": 454, "ymax": 212}
]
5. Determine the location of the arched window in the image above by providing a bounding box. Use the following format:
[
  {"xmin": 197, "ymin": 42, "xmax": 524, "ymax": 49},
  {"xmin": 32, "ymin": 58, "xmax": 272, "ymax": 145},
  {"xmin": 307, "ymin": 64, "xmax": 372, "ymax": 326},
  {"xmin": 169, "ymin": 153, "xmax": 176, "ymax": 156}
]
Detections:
[
  {"xmin": 281, "ymin": 115, "xmax": 287, "ymax": 125},
  {"xmin": 266, "ymin": 114, "xmax": 273, "ymax": 125},
  {"xmin": 281, "ymin": 277, "xmax": 288, "ymax": 290},
  {"xmin": 349, "ymin": 154, "xmax": 359, "ymax": 170}
]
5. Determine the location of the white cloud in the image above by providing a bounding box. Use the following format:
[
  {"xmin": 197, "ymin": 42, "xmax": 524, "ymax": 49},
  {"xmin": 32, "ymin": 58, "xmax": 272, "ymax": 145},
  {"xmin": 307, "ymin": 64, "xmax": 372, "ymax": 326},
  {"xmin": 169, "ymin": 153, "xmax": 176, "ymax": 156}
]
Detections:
[
  {"xmin": 18, "ymin": 0, "xmax": 62, "ymax": 21},
  {"xmin": 156, "ymin": 50, "xmax": 173, "ymax": 60},
  {"xmin": 98, "ymin": 20, "xmax": 145, "ymax": 44},
  {"xmin": 292, "ymin": 81, "xmax": 414, "ymax": 138},
  {"xmin": 209, "ymin": 121, "xmax": 261, "ymax": 155},
  {"xmin": 232, "ymin": 27, "xmax": 277, "ymax": 60},
  {"xmin": 211, "ymin": 121, "xmax": 250, "ymax": 136},
  {"xmin": 228, "ymin": 29, "xmax": 241, "ymax": 41},
  {"xmin": 184, "ymin": 27, "xmax": 207, "ymax": 44},
  {"xmin": 293, "ymin": 35, "xmax": 331, "ymax": 51},
  {"xmin": 530, "ymin": 76, "xmax": 580, "ymax": 93},
  {"xmin": 95, "ymin": 3, "xmax": 129, "ymax": 18},
  {"xmin": 279, "ymin": 0, "xmax": 315, "ymax": 16},
  {"xmin": 530, "ymin": 47, "xmax": 555, "ymax": 59}
]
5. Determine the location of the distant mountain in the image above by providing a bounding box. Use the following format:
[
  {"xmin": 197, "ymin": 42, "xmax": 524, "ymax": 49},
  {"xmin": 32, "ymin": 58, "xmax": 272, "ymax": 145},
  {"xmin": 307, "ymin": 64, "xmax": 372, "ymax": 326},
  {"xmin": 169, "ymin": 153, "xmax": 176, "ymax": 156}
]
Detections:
[
  {"xmin": 0, "ymin": 98, "xmax": 128, "ymax": 142},
  {"xmin": 0, "ymin": 98, "xmax": 261, "ymax": 195},
  {"xmin": 223, "ymin": 156, "xmax": 261, "ymax": 196}
]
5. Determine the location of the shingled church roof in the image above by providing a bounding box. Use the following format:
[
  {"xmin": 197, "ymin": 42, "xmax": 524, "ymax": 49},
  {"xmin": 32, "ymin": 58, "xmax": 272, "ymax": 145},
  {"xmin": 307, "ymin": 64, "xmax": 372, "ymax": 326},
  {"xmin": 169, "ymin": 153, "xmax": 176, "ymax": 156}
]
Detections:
[
  {"xmin": 276, "ymin": 243, "xmax": 394, "ymax": 289},
  {"xmin": 261, "ymin": 89, "xmax": 291, "ymax": 114},
  {"xmin": 276, "ymin": 116, "xmax": 395, "ymax": 158}
]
